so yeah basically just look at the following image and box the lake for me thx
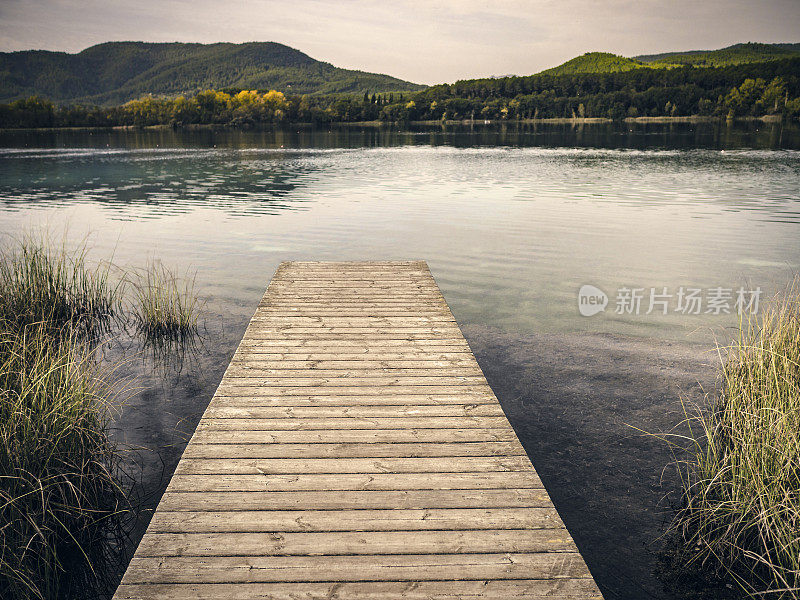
[1,121,799,599]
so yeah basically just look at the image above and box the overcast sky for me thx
[0,0,798,84]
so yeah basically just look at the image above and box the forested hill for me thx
[635,42,800,67]
[540,53,647,76]
[541,43,800,76]
[387,57,800,121]
[2,43,800,127]
[0,41,425,104]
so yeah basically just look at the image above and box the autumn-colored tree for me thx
[759,77,788,114]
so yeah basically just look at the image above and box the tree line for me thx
[1,58,798,128]
[0,89,409,128]
[399,57,800,120]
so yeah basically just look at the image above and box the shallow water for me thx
[1,121,799,599]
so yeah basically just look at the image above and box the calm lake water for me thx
[1,121,799,599]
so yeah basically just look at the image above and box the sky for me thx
[0,0,798,84]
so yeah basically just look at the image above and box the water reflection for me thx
[1,119,798,151]
[1,144,798,225]
[0,148,320,217]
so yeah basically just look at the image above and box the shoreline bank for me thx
[0,114,789,133]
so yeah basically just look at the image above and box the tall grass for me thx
[0,321,130,599]
[0,234,120,338]
[0,234,201,597]
[131,261,199,341]
[0,234,132,599]
[669,285,800,596]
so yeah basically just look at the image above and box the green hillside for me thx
[397,56,800,122]
[539,52,647,75]
[0,41,425,105]
[539,43,800,76]
[635,42,800,67]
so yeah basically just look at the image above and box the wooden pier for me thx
[113,261,602,599]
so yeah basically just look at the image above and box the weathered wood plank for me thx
[201,405,503,419]
[229,359,481,369]
[173,455,532,475]
[195,416,510,430]
[223,367,485,377]
[189,428,518,444]
[146,508,563,533]
[268,283,439,288]
[120,553,593,584]
[164,471,544,492]
[231,353,477,361]
[237,339,472,347]
[241,330,460,340]
[181,441,528,459]
[258,302,447,308]
[249,316,457,324]
[234,347,473,355]
[254,313,457,318]
[209,395,498,406]
[211,387,496,398]
[114,579,602,599]
[215,379,491,390]
[258,302,452,308]
[156,489,558,511]
[134,529,577,557]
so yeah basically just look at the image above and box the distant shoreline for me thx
[0,114,788,133]
[402,115,784,125]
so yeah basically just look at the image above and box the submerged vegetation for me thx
[1,56,799,127]
[667,286,800,597]
[0,235,200,599]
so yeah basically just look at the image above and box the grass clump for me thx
[669,285,800,596]
[0,235,120,338]
[131,262,199,341]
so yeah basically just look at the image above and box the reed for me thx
[0,234,131,598]
[0,234,120,338]
[0,234,199,597]
[669,284,800,596]
[131,261,199,341]
[0,321,130,599]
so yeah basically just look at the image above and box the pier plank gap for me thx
[113,261,603,600]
